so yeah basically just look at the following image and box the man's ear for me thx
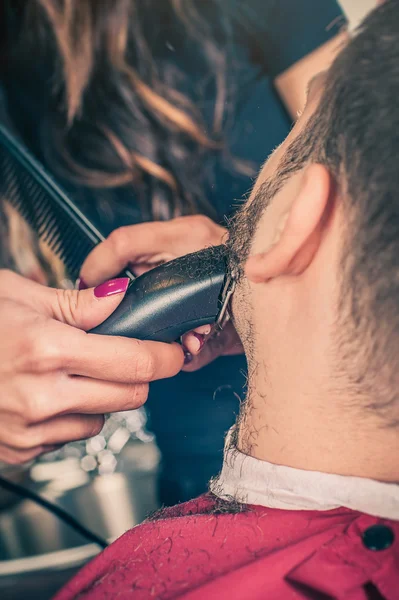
[245,164,333,283]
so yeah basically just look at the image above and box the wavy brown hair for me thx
[4,0,251,224]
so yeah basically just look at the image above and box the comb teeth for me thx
[0,150,92,279]
[0,125,135,282]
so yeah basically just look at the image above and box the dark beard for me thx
[226,125,312,281]
[226,176,282,282]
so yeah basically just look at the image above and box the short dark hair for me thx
[291,0,399,417]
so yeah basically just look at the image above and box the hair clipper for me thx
[89,245,234,342]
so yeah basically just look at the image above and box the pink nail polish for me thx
[94,278,129,298]
[78,277,88,290]
[192,332,205,351]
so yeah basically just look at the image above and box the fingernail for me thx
[192,332,205,352]
[77,277,88,290]
[184,351,193,365]
[94,277,129,298]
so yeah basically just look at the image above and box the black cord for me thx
[0,473,108,549]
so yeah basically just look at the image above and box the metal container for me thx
[0,440,160,599]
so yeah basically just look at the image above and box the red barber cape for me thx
[55,494,399,600]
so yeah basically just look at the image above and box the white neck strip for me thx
[210,429,399,520]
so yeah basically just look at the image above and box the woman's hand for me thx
[79,215,239,371]
[0,270,183,464]
[79,215,227,285]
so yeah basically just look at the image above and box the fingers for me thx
[181,325,212,355]
[183,323,243,372]
[29,414,105,446]
[80,217,227,287]
[0,414,105,455]
[15,327,183,401]
[12,322,183,417]
[57,377,149,415]
[4,275,182,381]
[0,443,61,465]
[6,372,149,422]
[80,223,177,286]
[64,335,184,382]
[0,443,47,465]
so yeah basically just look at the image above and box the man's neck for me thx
[237,371,399,483]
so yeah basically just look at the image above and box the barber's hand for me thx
[181,321,244,371]
[79,215,227,285]
[0,270,183,464]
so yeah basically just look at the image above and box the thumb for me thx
[43,277,130,331]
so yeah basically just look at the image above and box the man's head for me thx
[227,0,399,471]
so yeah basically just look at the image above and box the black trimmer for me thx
[89,245,232,341]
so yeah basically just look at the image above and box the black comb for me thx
[0,124,134,282]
